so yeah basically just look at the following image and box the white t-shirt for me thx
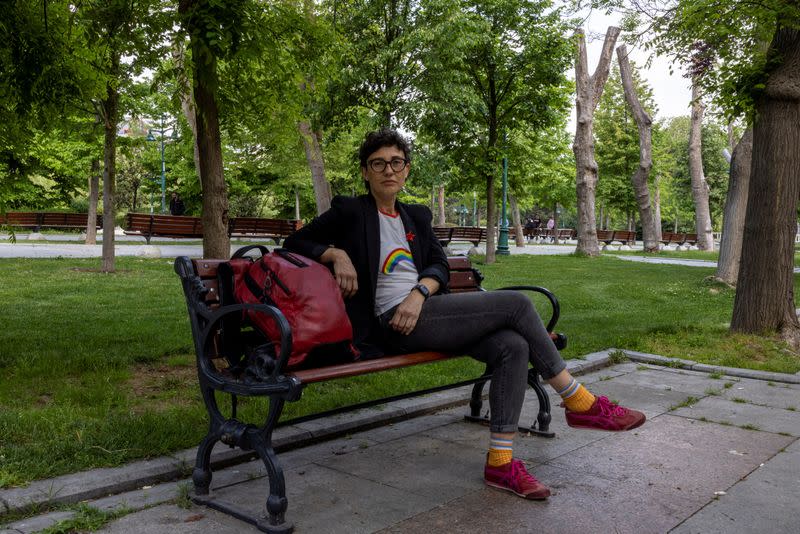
[375,210,419,316]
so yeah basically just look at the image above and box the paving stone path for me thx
[3,352,798,534]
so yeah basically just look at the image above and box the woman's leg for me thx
[380,290,566,379]
[380,290,645,432]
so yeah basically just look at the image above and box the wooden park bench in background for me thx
[596,229,636,247]
[660,232,698,247]
[175,254,566,532]
[124,213,203,244]
[227,217,303,245]
[535,228,574,243]
[123,213,302,245]
[2,211,102,231]
[434,226,487,247]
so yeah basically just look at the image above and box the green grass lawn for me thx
[1,254,798,488]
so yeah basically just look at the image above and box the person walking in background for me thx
[169,192,186,216]
[285,128,645,501]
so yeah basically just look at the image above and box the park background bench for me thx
[660,232,698,247]
[175,253,566,533]
[2,211,102,231]
[434,226,487,246]
[124,213,204,243]
[531,228,574,242]
[596,229,636,246]
[228,217,302,244]
[124,213,302,244]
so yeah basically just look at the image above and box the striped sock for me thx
[557,378,596,413]
[487,437,514,467]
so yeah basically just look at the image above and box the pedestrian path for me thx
[3,350,798,534]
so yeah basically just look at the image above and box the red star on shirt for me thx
[406,232,415,243]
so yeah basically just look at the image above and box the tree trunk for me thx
[552,203,560,245]
[716,128,753,284]
[485,174,496,263]
[298,121,331,215]
[731,27,800,346]
[295,188,301,220]
[437,184,446,226]
[86,159,100,245]
[172,37,202,187]
[617,45,658,252]
[99,60,120,273]
[573,26,620,256]
[689,81,714,250]
[653,175,663,242]
[509,194,524,247]
[182,0,230,258]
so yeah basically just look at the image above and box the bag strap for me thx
[232,244,270,259]
[274,248,308,267]
[243,271,277,305]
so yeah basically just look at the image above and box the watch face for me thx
[415,284,429,298]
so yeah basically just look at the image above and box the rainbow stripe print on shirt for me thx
[382,248,414,274]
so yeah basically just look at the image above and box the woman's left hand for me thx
[389,291,425,335]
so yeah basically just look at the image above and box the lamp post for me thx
[472,192,477,226]
[146,114,178,214]
[496,133,510,255]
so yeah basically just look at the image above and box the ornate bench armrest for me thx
[198,303,302,399]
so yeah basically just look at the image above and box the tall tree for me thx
[715,127,752,284]
[687,47,714,250]
[330,0,423,128]
[616,45,658,251]
[416,0,572,263]
[178,0,237,258]
[646,0,800,345]
[82,0,166,271]
[573,26,621,256]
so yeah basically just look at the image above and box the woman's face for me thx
[361,145,410,201]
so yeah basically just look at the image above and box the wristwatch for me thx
[413,283,430,300]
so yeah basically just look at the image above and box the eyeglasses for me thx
[367,157,409,173]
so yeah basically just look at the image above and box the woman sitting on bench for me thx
[284,128,645,500]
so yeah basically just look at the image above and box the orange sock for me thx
[558,379,596,413]
[487,437,513,467]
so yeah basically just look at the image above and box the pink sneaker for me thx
[565,396,646,431]
[484,459,550,500]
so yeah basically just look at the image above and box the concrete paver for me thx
[3,361,799,534]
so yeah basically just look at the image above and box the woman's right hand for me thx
[325,248,358,298]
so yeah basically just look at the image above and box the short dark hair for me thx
[358,128,412,168]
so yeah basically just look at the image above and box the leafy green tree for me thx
[327,0,425,128]
[414,0,573,263]
[659,116,729,232]
[607,0,800,346]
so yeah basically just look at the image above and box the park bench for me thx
[175,253,567,533]
[124,213,204,243]
[597,229,636,246]
[537,228,574,243]
[2,211,102,231]
[124,213,302,245]
[434,226,487,246]
[661,232,698,246]
[228,217,303,245]
[433,226,454,246]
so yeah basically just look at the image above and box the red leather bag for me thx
[230,246,356,369]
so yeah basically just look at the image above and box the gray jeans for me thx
[376,290,566,433]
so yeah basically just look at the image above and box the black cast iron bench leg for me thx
[464,368,554,438]
[192,382,224,494]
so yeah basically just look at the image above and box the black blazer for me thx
[283,194,450,349]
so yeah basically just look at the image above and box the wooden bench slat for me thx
[292,351,456,383]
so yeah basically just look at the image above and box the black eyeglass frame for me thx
[366,157,409,173]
